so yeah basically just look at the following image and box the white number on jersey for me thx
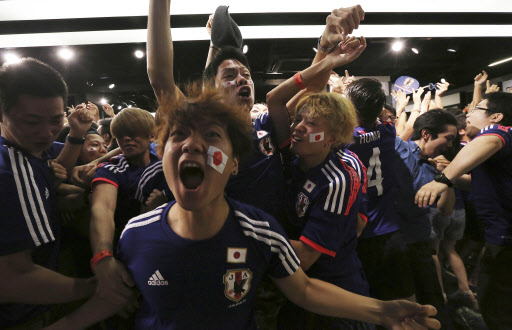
[367,147,383,196]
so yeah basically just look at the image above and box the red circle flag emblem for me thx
[315,134,321,141]
[213,151,223,166]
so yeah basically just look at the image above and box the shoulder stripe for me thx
[135,161,163,202]
[328,160,347,215]
[126,203,168,226]
[320,168,335,212]
[235,210,299,275]
[337,150,362,180]
[8,148,41,246]
[104,157,129,173]
[120,214,161,239]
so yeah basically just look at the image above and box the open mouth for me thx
[179,162,204,190]
[238,86,251,98]
[291,135,303,142]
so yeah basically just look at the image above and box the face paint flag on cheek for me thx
[222,79,254,88]
[207,145,228,174]
[87,147,98,152]
[309,132,324,143]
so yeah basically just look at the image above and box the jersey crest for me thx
[259,136,274,156]
[296,192,310,217]
[223,269,252,302]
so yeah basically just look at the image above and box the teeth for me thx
[181,161,200,169]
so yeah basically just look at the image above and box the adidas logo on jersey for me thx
[148,270,168,286]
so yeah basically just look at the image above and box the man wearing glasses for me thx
[416,92,512,329]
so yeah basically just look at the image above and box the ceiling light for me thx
[3,52,21,64]
[58,48,74,60]
[447,49,456,53]
[127,105,132,108]
[441,78,446,83]
[242,45,248,54]
[312,47,318,53]
[392,41,403,52]
[411,48,419,54]
[489,56,512,67]
[117,105,122,110]
[109,83,115,89]
[134,50,144,58]
[100,98,108,105]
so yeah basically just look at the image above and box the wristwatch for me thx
[433,172,453,187]
[317,35,336,54]
[66,135,85,145]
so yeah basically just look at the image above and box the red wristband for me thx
[293,72,307,90]
[90,249,114,271]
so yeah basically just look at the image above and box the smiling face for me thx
[0,95,64,157]
[80,134,108,164]
[290,106,334,162]
[162,119,238,211]
[466,99,495,130]
[215,59,255,110]
[421,124,458,158]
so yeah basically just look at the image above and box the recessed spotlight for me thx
[242,45,248,54]
[109,84,115,89]
[4,52,21,64]
[100,98,108,105]
[447,49,456,53]
[489,56,512,67]
[392,41,403,52]
[117,105,122,110]
[441,78,446,83]
[411,48,419,54]
[134,50,144,58]
[58,48,74,60]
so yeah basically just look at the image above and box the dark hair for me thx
[0,57,68,115]
[411,109,458,140]
[157,82,253,162]
[345,78,386,126]
[444,107,467,131]
[486,92,512,126]
[98,117,112,137]
[383,103,396,117]
[203,47,251,81]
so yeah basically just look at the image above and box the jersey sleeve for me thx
[475,125,512,156]
[92,163,120,189]
[300,179,360,257]
[265,215,301,278]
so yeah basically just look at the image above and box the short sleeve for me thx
[265,216,300,279]
[92,163,120,189]
[475,125,512,157]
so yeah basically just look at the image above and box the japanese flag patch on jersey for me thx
[207,146,228,174]
[303,180,316,193]
[227,247,247,263]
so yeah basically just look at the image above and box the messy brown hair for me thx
[156,82,253,161]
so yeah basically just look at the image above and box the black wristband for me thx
[66,135,85,145]
[434,172,453,187]
[317,35,336,54]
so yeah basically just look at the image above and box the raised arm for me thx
[267,38,366,146]
[434,81,449,109]
[415,134,503,207]
[399,87,425,141]
[147,0,184,104]
[472,70,488,106]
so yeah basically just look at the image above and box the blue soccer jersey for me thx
[92,153,160,240]
[117,198,299,329]
[394,137,438,243]
[283,150,369,296]
[471,125,512,246]
[226,113,286,221]
[348,122,401,238]
[0,137,63,327]
[134,160,174,205]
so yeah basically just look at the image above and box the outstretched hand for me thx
[436,82,449,96]
[474,70,488,86]
[485,81,500,94]
[380,300,441,330]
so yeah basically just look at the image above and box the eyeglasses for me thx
[474,106,489,111]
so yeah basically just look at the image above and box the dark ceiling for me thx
[2,12,512,112]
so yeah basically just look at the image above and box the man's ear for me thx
[492,113,504,124]
[149,134,156,143]
[421,129,431,140]
[231,156,239,175]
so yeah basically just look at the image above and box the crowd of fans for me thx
[1,2,511,329]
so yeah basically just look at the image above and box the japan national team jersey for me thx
[92,153,160,241]
[283,150,369,295]
[117,198,299,329]
[134,160,174,205]
[348,122,401,238]
[472,125,512,245]
[226,113,285,221]
[0,137,63,327]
